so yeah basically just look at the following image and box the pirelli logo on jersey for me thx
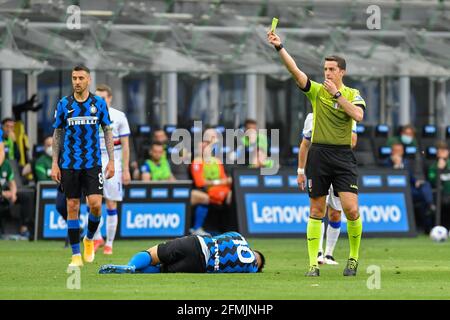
[67,116,98,126]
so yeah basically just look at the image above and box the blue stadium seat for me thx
[373,124,392,164]
[446,126,450,144]
[422,124,437,138]
[355,151,377,167]
[378,145,392,160]
[353,124,376,167]
[164,124,177,135]
[375,124,390,137]
[404,145,418,159]
[133,125,153,165]
[33,144,45,159]
[426,146,437,159]
[354,124,374,152]
[137,125,152,135]
[418,124,439,175]
[418,124,438,150]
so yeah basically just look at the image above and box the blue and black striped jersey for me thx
[200,232,259,273]
[53,93,111,169]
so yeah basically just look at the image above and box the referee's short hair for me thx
[72,64,90,74]
[96,84,113,97]
[325,55,346,70]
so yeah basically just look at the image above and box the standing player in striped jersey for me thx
[98,231,265,274]
[51,65,115,267]
[299,113,358,265]
[268,32,366,277]
[91,84,131,255]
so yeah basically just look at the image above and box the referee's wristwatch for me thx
[333,91,342,99]
[275,43,284,51]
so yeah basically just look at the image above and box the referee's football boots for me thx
[343,258,358,276]
[305,265,320,277]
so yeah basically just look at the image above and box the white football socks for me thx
[318,221,325,254]
[325,224,341,257]
[106,214,118,247]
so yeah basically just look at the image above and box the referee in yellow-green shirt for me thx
[268,31,366,277]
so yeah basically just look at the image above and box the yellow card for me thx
[271,17,278,32]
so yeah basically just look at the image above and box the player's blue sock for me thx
[193,205,208,229]
[107,209,118,216]
[128,251,152,270]
[67,219,80,255]
[86,213,101,240]
[140,264,161,274]
[329,221,341,229]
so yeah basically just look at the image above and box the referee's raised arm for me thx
[267,31,308,90]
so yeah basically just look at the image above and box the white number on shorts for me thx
[98,173,104,185]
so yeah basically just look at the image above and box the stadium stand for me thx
[446,126,450,145]
[373,124,392,165]
[354,124,376,167]
[420,125,439,174]
[134,125,153,165]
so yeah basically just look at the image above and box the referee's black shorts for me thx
[157,235,206,273]
[305,143,359,198]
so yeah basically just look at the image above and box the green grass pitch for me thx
[1,236,449,299]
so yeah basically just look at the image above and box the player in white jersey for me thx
[91,84,131,255]
[298,113,357,264]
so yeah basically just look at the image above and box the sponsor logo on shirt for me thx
[67,116,98,126]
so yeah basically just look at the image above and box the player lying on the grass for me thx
[99,231,265,274]
[299,113,358,265]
